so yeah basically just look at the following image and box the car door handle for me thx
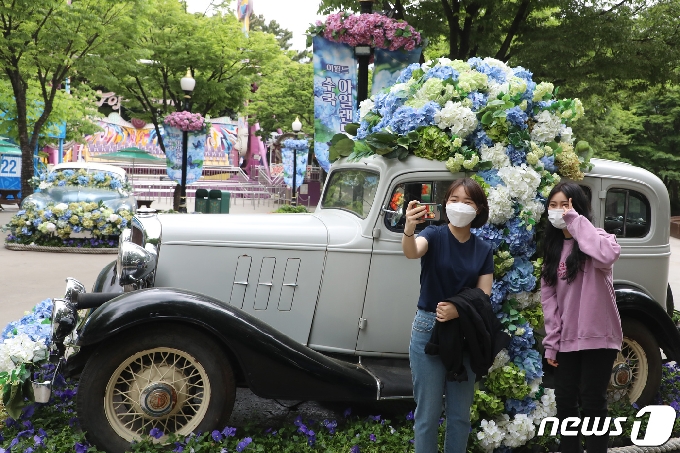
[234,281,248,286]
[258,282,273,286]
[282,283,298,288]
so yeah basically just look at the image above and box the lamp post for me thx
[291,117,302,206]
[178,69,196,213]
[356,0,374,105]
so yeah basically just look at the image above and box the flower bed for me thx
[29,169,132,193]
[4,201,133,248]
[306,12,422,51]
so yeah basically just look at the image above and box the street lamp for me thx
[178,69,196,213]
[291,117,302,206]
[357,0,374,105]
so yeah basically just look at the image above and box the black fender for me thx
[72,287,377,402]
[91,260,123,294]
[616,286,680,362]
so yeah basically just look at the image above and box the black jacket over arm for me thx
[424,287,511,382]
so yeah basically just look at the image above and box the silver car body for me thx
[145,156,671,359]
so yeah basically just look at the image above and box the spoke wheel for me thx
[105,347,211,441]
[607,318,661,406]
[78,324,235,453]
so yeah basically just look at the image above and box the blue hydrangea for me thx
[17,210,26,216]
[468,58,507,84]
[77,175,90,185]
[423,66,459,82]
[512,67,533,81]
[356,120,370,140]
[470,127,493,149]
[120,219,128,228]
[503,257,536,294]
[540,155,557,172]
[387,102,439,135]
[110,180,122,190]
[512,348,543,381]
[62,170,75,177]
[505,397,537,416]
[396,63,421,84]
[477,169,504,187]
[505,145,526,166]
[21,227,31,235]
[507,321,536,357]
[47,173,57,183]
[32,219,42,227]
[505,217,535,258]
[467,92,488,110]
[73,226,82,233]
[472,223,505,251]
[93,172,106,182]
[57,180,66,186]
[490,279,508,313]
[537,100,555,110]
[506,107,528,130]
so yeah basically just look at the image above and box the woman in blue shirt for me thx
[402,178,494,453]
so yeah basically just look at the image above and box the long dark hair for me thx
[541,182,593,286]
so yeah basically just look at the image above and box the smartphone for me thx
[404,183,441,222]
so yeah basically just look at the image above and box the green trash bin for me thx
[194,189,209,213]
[208,190,230,214]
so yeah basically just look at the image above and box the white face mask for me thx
[446,202,477,227]
[548,209,567,229]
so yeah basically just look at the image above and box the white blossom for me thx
[488,349,511,373]
[498,164,542,204]
[530,110,562,143]
[528,378,542,397]
[54,203,69,211]
[480,143,510,169]
[513,291,541,310]
[45,222,56,233]
[487,185,515,225]
[487,81,509,101]
[434,101,478,138]
[530,388,557,424]
[107,214,120,223]
[359,99,375,120]
[477,419,505,452]
[559,125,574,144]
[39,182,51,190]
[0,334,46,373]
[503,414,536,447]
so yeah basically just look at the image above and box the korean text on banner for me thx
[371,47,423,96]
[163,125,206,185]
[313,35,358,172]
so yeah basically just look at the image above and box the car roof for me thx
[52,162,127,178]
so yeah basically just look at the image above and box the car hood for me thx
[157,213,329,249]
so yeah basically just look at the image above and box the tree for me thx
[250,14,293,50]
[246,55,313,139]
[89,0,281,153]
[0,0,141,197]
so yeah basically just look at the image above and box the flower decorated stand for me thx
[281,139,309,190]
[330,56,594,451]
[162,112,209,185]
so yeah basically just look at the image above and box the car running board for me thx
[358,357,413,400]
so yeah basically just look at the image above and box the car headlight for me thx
[117,228,158,286]
[51,298,77,344]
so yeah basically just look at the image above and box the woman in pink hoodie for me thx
[540,182,622,453]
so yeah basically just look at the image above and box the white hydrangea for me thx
[477,419,505,452]
[530,110,562,143]
[487,81,509,101]
[434,101,478,137]
[503,414,536,448]
[520,199,546,226]
[0,334,46,373]
[488,348,510,373]
[45,222,56,233]
[359,98,375,120]
[508,76,527,96]
[498,164,542,204]
[530,388,557,424]
[487,185,515,225]
[389,83,409,95]
[514,291,541,310]
[108,214,120,223]
[53,203,69,212]
[528,378,542,397]
[560,125,574,144]
[532,82,554,102]
[483,57,514,80]
[480,143,510,169]
[39,182,51,190]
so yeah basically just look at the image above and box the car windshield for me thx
[321,169,380,219]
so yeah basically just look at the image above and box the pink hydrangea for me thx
[315,12,421,52]
[163,111,206,132]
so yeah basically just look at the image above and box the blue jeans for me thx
[410,309,475,453]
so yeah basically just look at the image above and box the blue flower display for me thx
[505,217,536,258]
[505,144,526,166]
[423,65,459,82]
[505,107,528,131]
[387,102,439,135]
[507,322,536,357]
[471,223,505,251]
[505,397,537,416]
[512,348,543,381]
[503,257,536,294]
[490,280,508,313]
[540,155,557,172]
[470,127,493,149]
[468,92,488,110]
[396,63,421,84]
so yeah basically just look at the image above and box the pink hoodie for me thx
[541,209,623,361]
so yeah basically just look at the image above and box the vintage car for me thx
[22,162,136,212]
[48,156,679,453]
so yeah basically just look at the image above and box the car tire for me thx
[609,318,662,406]
[77,323,235,453]
[667,283,674,318]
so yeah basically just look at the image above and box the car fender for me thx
[20,193,51,210]
[616,286,680,362]
[74,287,377,401]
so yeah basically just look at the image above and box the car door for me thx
[356,172,458,355]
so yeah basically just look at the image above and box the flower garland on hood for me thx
[306,12,422,51]
[330,56,595,451]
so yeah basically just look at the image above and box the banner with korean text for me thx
[371,47,423,96]
[313,35,357,172]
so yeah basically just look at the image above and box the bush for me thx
[273,205,308,213]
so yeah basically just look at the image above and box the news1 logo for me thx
[538,405,677,446]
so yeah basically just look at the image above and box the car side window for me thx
[384,181,453,232]
[604,189,651,238]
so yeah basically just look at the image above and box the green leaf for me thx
[332,137,356,157]
[330,133,348,146]
[508,324,517,331]
[344,123,360,137]
[481,111,494,125]
[477,160,494,170]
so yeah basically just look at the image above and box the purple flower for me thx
[322,419,337,434]
[368,414,381,422]
[5,418,17,428]
[149,428,163,439]
[24,448,33,453]
[235,437,252,452]
[173,442,184,453]
[33,435,43,446]
[75,442,88,453]
[350,446,360,453]
[9,438,19,449]
[369,433,377,442]
[222,426,237,437]
[211,430,223,442]
[343,408,352,418]
[439,417,444,426]
[307,430,316,446]
[21,405,35,420]
[406,411,414,421]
